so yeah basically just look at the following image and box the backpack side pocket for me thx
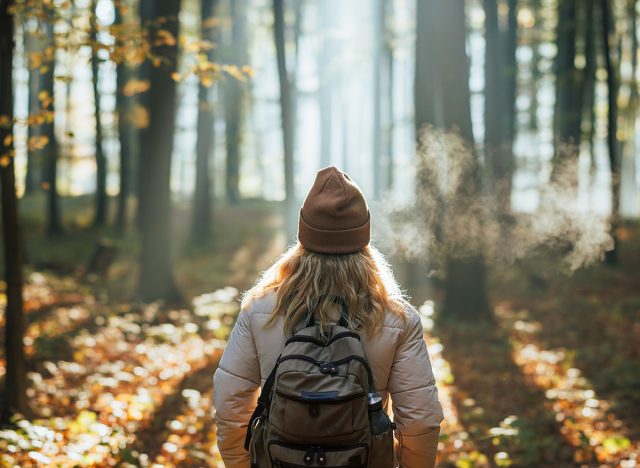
[368,423,395,468]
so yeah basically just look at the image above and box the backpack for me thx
[244,296,399,468]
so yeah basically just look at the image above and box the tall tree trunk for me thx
[191,0,220,242]
[91,0,107,226]
[601,0,620,265]
[318,0,333,168]
[485,0,517,217]
[135,0,154,229]
[552,0,581,184]
[372,0,384,198]
[529,0,541,131]
[24,24,41,195]
[274,0,296,243]
[41,16,62,236]
[137,0,182,302]
[415,0,491,321]
[0,0,28,422]
[384,0,394,191]
[505,0,517,144]
[582,0,598,176]
[484,0,508,212]
[115,1,134,232]
[223,0,246,204]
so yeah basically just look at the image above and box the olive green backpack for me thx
[244,297,399,468]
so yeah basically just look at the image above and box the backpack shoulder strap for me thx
[244,353,280,451]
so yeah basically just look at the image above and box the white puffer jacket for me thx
[212,291,444,467]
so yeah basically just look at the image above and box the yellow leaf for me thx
[123,79,150,97]
[0,156,10,167]
[3,134,12,146]
[156,29,176,47]
[171,72,181,82]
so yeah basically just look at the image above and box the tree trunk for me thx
[135,0,155,229]
[552,0,580,184]
[224,0,246,204]
[274,0,296,243]
[0,0,28,422]
[24,24,41,195]
[601,0,620,265]
[41,16,62,237]
[91,0,107,227]
[529,0,541,131]
[372,0,384,198]
[415,0,491,321]
[582,0,598,176]
[191,0,220,242]
[384,0,394,191]
[137,0,182,302]
[505,0,517,144]
[318,0,333,169]
[115,3,134,233]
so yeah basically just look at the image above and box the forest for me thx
[0,0,639,466]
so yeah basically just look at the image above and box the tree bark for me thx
[318,0,333,169]
[137,0,182,302]
[274,0,296,243]
[191,0,220,242]
[91,0,107,227]
[41,15,62,237]
[601,0,620,265]
[115,2,135,233]
[0,0,28,422]
[135,0,155,229]
[552,0,581,184]
[24,24,41,195]
[384,0,394,191]
[372,0,384,198]
[415,0,491,321]
[223,0,246,204]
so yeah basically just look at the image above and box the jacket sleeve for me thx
[388,307,444,468]
[213,308,261,468]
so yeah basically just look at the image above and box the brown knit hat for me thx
[297,166,370,254]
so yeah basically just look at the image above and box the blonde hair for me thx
[241,242,409,336]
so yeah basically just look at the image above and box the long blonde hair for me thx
[241,242,409,336]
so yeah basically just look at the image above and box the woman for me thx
[213,166,444,467]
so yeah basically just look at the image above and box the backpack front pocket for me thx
[274,389,368,442]
[269,441,368,468]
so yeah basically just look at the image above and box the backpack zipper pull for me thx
[303,447,314,465]
[316,446,327,465]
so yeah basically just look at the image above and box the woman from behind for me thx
[213,166,444,467]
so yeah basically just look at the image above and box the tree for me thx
[137,0,182,302]
[318,0,333,169]
[114,1,136,232]
[484,0,517,217]
[601,0,620,264]
[273,0,296,243]
[223,0,247,203]
[91,0,107,227]
[1,0,28,422]
[191,0,220,242]
[552,0,581,184]
[415,0,491,320]
[24,21,43,195]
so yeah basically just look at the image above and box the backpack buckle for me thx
[319,362,338,375]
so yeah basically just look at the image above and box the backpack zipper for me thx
[277,354,374,386]
[275,389,365,403]
[285,331,361,347]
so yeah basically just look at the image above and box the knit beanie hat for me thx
[297,166,370,254]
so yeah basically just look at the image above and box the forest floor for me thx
[0,197,639,467]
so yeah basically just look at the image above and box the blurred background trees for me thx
[1,0,640,465]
